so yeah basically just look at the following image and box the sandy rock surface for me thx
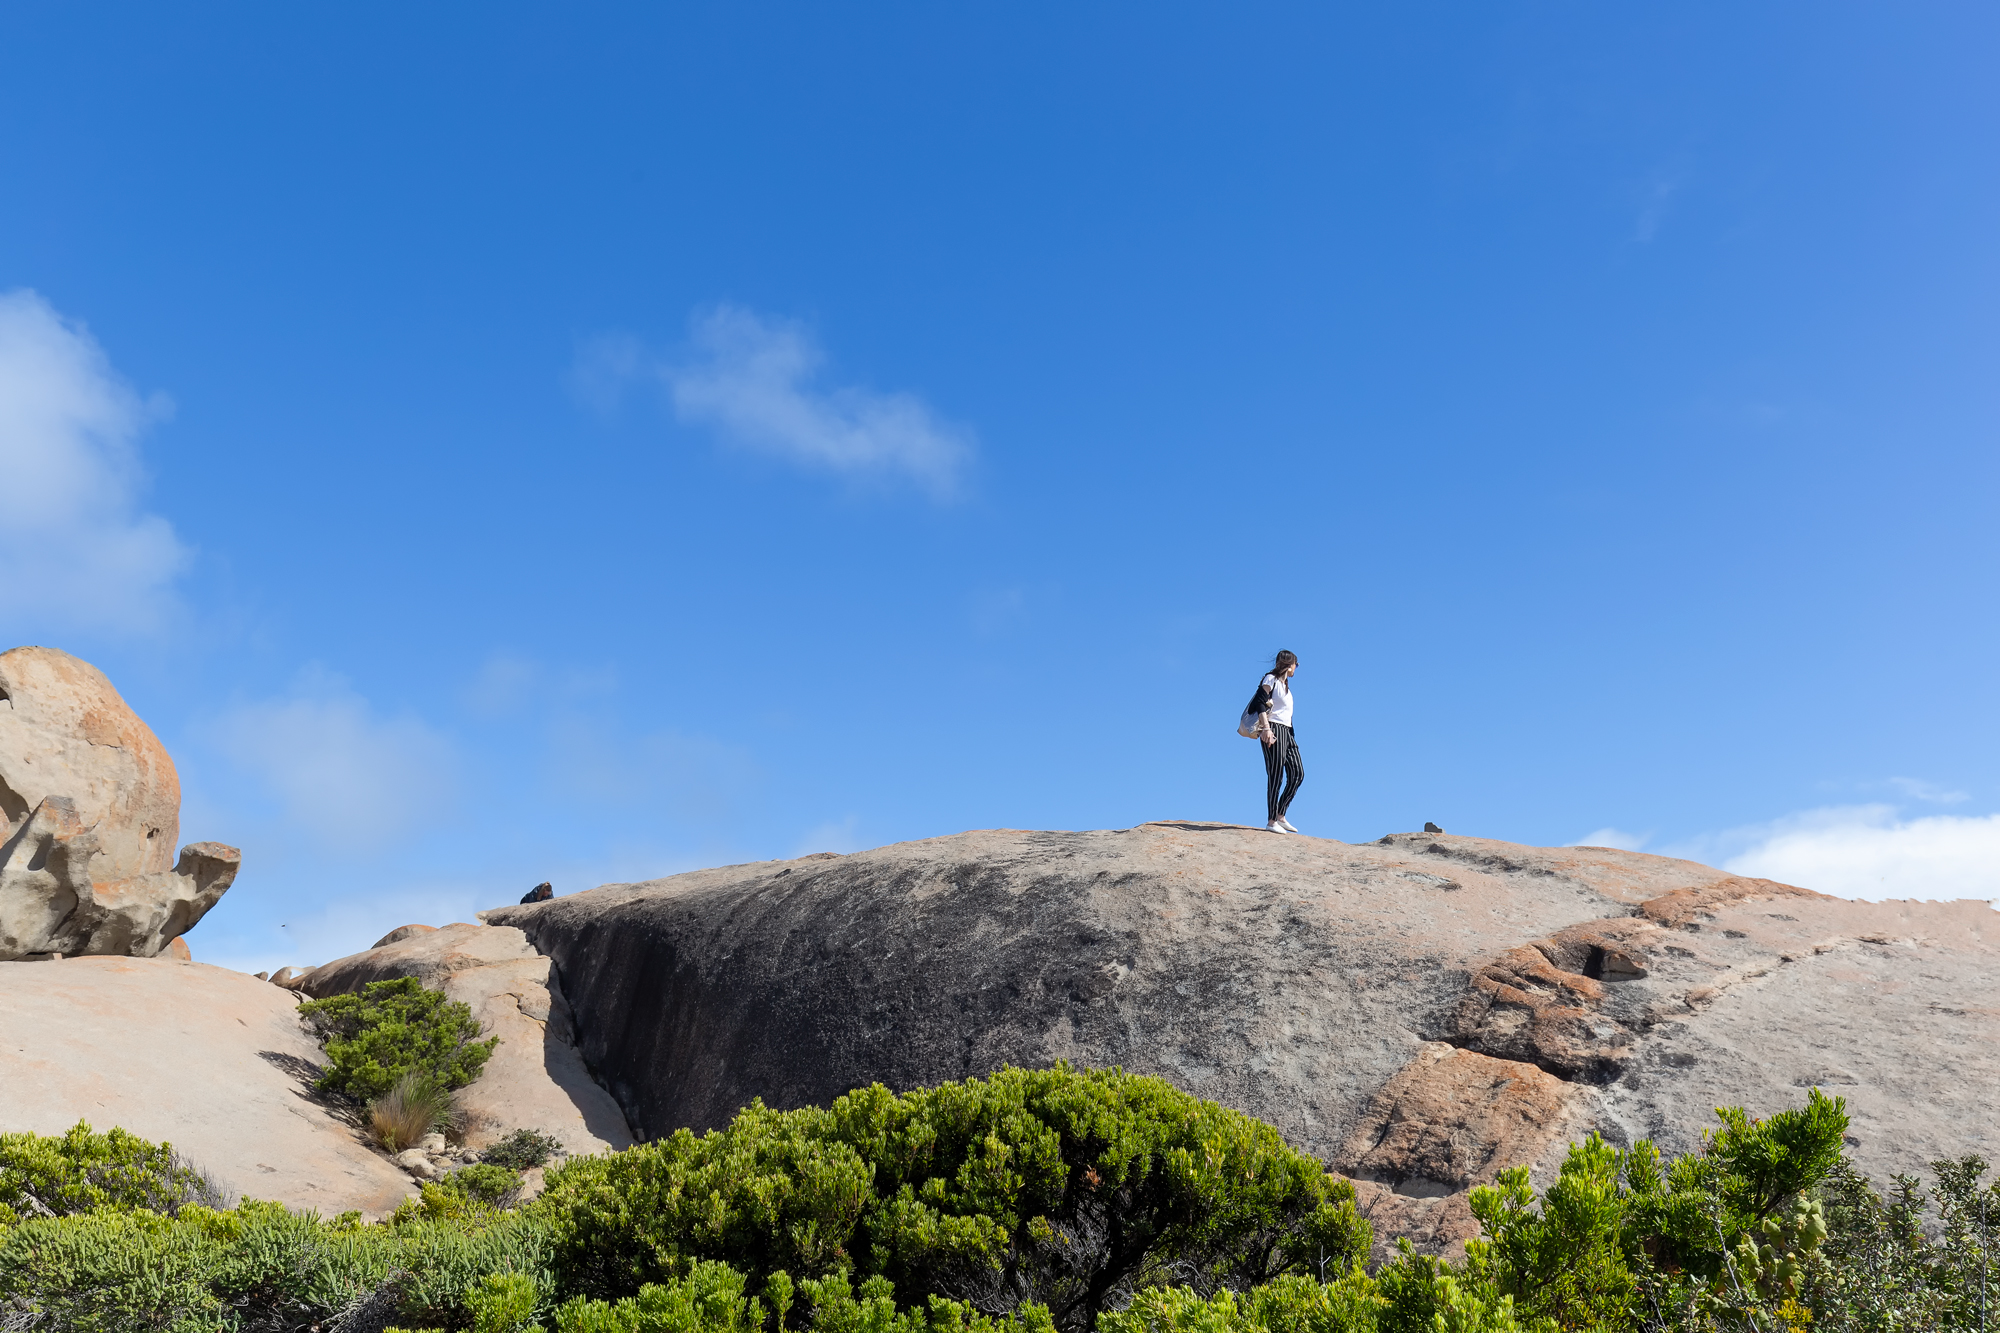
[487,822,1999,1255]
[0,955,414,1217]
[0,646,239,960]
[298,922,634,1156]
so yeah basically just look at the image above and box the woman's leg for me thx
[1263,728,1288,822]
[1277,731,1304,818]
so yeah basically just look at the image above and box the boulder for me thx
[0,955,415,1217]
[393,1148,441,1180]
[485,822,2000,1256]
[297,922,634,1156]
[0,646,239,960]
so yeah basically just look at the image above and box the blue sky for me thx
[2,3,1995,972]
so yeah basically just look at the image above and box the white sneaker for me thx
[1267,820,1289,833]
[1278,817,1299,833]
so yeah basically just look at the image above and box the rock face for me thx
[298,922,634,1157]
[486,822,2000,1255]
[0,646,239,960]
[0,955,415,1217]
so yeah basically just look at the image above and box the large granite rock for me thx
[0,646,239,960]
[485,823,1999,1255]
[0,955,415,1217]
[297,922,634,1156]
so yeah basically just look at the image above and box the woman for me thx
[1247,651,1303,833]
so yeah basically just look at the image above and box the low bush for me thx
[1802,1153,2000,1332]
[532,1064,1374,1331]
[1,1077,1991,1332]
[454,1165,530,1209]
[547,1260,1057,1333]
[388,1166,530,1229]
[486,1129,569,1172]
[299,975,499,1100]
[0,1121,229,1227]
[0,1195,552,1332]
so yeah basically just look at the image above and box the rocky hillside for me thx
[12,639,1986,1244]
[485,822,1999,1253]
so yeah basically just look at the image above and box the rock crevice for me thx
[297,922,635,1157]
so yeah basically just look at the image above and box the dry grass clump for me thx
[367,1069,452,1152]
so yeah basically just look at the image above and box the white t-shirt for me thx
[1261,673,1294,728]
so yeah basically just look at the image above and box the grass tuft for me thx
[369,1070,453,1152]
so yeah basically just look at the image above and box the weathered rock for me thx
[393,1148,440,1180]
[0,646,239,960]
[1337,1043,1582,1197]
[486,822,1999,1255]
[168,936,192,961]
[0,955,415,1217]
[372,923,438,949]
[298,922,633,1156]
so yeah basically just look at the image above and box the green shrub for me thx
[533,1064,1373,1331]
[1460,1133,1634,1332]
[1800,1154,1999,1332]
[6,1081,1987,1333]
[299,975,499,1099]
[0,1121,228,1228]
[551,1261,1057,1333]
[385,1164,530,1232]
[466,1269,542,1332]
[552,1258,774,1333]
[1099,1271,1387,1333]
[454,1164,530,1209]
[0,1191,552,1331]
[485,1127,568,1171]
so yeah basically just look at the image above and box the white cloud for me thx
[211,669,458,854]
[1568,827,1650,852]
[0,289,190,631]
[1720,805,2000,905]
[463,652,541,718]
[581,306,975,498]
[1886,776,1968,805]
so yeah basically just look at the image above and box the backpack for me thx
[1236,676,1273,738]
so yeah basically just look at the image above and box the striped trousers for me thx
[1262,723,1304,821]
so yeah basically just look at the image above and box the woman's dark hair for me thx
[1245,651,1299,714]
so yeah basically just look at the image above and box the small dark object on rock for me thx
[520,882,553,904]
[1423,822,1444,834]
